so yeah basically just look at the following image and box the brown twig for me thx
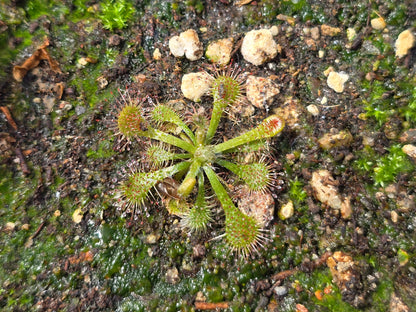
[195,301,229,310]
[25,222,46,248]
[271,268,299,282]
[230,36,243,58]
[14,146,30,175]
[0,106,18,131]
[258,251,333,294]
[30,221,45,240]
[1,106,30,175]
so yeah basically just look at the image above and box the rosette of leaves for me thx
[115,70,284,257]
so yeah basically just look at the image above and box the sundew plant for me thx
[114,69,284,257]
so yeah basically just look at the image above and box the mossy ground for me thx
[1,0,416,311]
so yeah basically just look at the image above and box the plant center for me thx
[194,145,216,164]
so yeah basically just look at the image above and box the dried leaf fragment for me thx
[68,250,94,264]
[276,14,296,26]
[234,0,253,6]
[0,106,18,131]
[13,38,61,82]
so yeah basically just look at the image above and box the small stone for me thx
[327,71,349,93]
[307,104,320,116]
[245,75,279,109]
[385,184,398,198]
[371,17,386,30]
[326,251,365,308]
[84,274,91,283]
[21,224,30,230]
[181,72,212,102]
[195,291,206,302]
[269,25,279,36]
[230,101,255,118]
[305,38,317,50]
[59,101,72,112]
[362,40,381,55]
[341,196,352,219]
[108,34,122,46]
[153,48,162,60]
[279,200,294,220]
[169,29,203,61]
[72,208,83,224]
[362,132,375,146]
[276,14,295,26]
[310,170,343,210]
[96,76,108,90]
[43,95,56,113]
[402,144,416,160]
[310,27,320,40]
[395,29,415,58]
[5,222,15,232]
[391,210,399,223]
[399,129,416,143]
[147,247,154,257]
[77,57,89,66]
[205,38,233,65]
[169,36,183,57]
[166,267,180,284]
[318,129,353,150]
[134,74,147,83]
[318,50,325,58]
[145,233,160,244]
[294,304,308,312]
[347,28,357,41]
[192,244,206,258]
[75,105,86,115]
[273,97,303,131]
[320,24,341,37]
[389,292,410,312]
[397,195,415,213]
[273,285,288,296]
[241,29,278,65]
[181,259,193,272]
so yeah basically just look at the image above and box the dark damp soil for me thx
[1,0,416,311]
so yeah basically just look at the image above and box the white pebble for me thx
[153,48,162,60]
[205,38,234,65]
[347,28,357,41]
[279,200,294,220]
[307,104,320,116]
[371,17,386,30]
[402,144,416,160]
[395,29,415,58]
[169,29,203,61]
[241,29,278,65]
[181,72,212,102]
[327,71,349,93]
